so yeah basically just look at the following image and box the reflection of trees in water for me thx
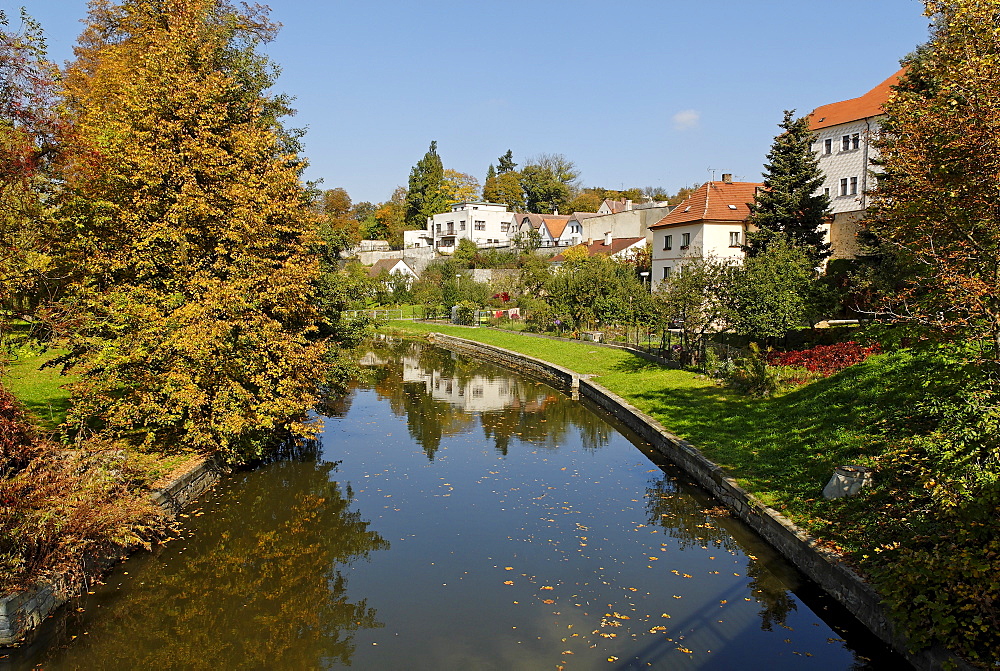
[362,341,609,458]
[41,455,388,671]
[480,396,609,455]
[645,475,797,630]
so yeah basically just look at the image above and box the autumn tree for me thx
[745,110,831,266]
[0,9,65,329]
[441,169,480,205]
[868,1,1000,357]
[404,140,446,228]
[521,154,579,214]
[58,0,328,461]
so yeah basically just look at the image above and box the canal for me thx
[4,341,906,670]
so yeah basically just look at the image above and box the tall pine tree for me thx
[404,140,446,228]
[745,110,831,265]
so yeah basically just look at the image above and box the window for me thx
[435,223,441,232]
[500,223,509,232]
[842,135,851,151]
[663,266,672,279]
[852,133,860,150]
[840,178,849,196]
[460,222,466,230]
[850,176,858,195]
[824,138,832,155]
[474,221,486,231]
[824,187,830,198]
[727,204,738,210]
[663,234,672,251]
[680,232,690,249]
[729,231,741,247]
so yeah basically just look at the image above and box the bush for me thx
[0,383,165,591]
[766,341,881,377]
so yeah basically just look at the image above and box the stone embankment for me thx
[427,332,967,671]
[0,458,223,647]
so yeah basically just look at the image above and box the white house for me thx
[416,201,518,252]
[649,177,761,289]
[367,258,417,285]
[808,69,904,260]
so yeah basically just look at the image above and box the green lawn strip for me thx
[384,320,895,555]
[4,348,76,431]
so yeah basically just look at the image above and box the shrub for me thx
[0,383,166,591]
[766,341,881,377]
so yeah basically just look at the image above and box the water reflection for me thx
[362,341,609,458]
[26,447,388,671]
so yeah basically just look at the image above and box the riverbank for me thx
[384,321,989,668]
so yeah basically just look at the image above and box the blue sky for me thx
[16,0,930,204]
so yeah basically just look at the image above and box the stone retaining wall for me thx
[0,458,223,647]
[427,333,966,671]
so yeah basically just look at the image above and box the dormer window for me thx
[727,204,737,210]
[683,206,691,212]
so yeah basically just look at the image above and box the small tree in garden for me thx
[728,239,818,340]
[653,254,736,365]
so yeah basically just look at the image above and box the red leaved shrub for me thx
[766,341,882,377]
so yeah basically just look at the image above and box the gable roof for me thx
[600,198,627,214]
[649,181,762,228]
[367,258,410,278]
[808,69,905,130]
[543,217,570,239]
[549,237,646,263]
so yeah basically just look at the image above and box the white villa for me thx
[404,201,516,251]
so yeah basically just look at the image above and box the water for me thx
[3,341,906,670]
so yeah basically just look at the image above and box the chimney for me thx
[625,199,633,211]
[553,208,559,215]
[604,231,612,246]
[722,173,733,183]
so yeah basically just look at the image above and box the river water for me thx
[4,341,906,670]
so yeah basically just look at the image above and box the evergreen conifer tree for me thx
[404,140,446,228]
[497,149,516,174]
[745,110,831,265]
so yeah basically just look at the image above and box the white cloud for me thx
[672,109,700,131]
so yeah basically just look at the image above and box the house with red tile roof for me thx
[549,235,648,266]
[648,177,761,288]
[808,69,904,259]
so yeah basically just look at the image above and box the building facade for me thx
[406,201,517,251]
[649,178,761,289]
[809,69,904,260]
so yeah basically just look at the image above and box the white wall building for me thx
[416,201,517,252]
[808,69,904,260]
[649,178,761,289]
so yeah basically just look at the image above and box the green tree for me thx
[653,255,736,364]
[728,239,817,339]
[482,170,524,211]
[484,163,496,187]
[521,153,579,214]
[58,0,327,462]
[404,140,446,228]
[745,110,832,265]
[497,149,517,174]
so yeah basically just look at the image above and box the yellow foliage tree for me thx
[57,0,327,461]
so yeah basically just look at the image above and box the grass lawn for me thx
[4,347,76,431]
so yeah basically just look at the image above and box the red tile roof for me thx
[543,217,569,239]
[649,181,761,229]
[549,237,646,262]
[808,69,905,130]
